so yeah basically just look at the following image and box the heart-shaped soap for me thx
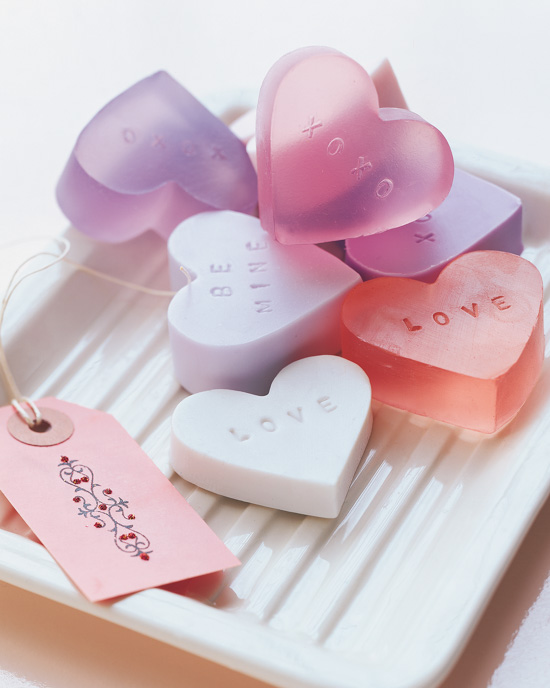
[345,169,523,282]
[256,47,454,245]
[57,72,258,243]
[171,355,373,517]
[167,211,360,394]
[341,251,544,433]
[231,56,408,163]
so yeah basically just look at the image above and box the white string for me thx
[62,258,178,296]
[0,237,71,407]
[0,235,190,426]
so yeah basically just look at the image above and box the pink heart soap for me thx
[341,251,544,433]
[345,169,523,282]
[230,57,408,149]
[167,211,360,394]
[56,72,258,243]
[256,47,454,245]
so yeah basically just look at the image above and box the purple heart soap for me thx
[345,169,523,282]
[56,72,258,243]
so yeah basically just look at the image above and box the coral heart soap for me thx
[341,251,544,433]
[256,46,454,245]
[57,72,257,243]
[171,356,373,517]
[345,169,523,282]
[168,211,360,394]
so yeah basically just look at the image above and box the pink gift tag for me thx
[0,397,239,601]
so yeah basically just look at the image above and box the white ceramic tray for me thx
[0,147,549,688]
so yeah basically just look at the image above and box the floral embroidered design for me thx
[58,456,152,560]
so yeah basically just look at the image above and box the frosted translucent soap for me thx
[345,169,523,282]
[57,72,257,243]
[256,46,454,245]
[341,251,544,433]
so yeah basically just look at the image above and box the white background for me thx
[0,0,549,243]
[0,2,550,687]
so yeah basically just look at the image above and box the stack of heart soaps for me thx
[57,46,544,517]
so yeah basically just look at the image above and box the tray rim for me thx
[0,147,550,688]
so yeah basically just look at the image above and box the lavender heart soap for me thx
[167,211,361,394]
[345,170,523,282]
[57,72,258,243]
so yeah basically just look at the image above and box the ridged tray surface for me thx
[1,150,549,688]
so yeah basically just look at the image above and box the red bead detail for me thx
[73,479,81,484]
[73,497,81,503]
[127,514,135,520]
[94,522,103,529]
[81,476,89,483]
[140,553,150,561]
[128,533,136,539]
[103,488,112,495]
[99,504,107,511]
[120,534,128,541]
[60,456,69,463]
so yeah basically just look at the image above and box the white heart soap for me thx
[171,356,373,518]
